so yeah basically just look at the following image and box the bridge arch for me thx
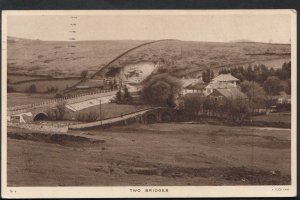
[161,111,172,122]
[33,112,49,121]
[146,113,157,124]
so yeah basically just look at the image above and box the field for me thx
[8,78,81,93]
[8,74,51,84]
[8,37,290,79]
[7,93,54,107]
[250,112,291,125]
[7,37,147,77]
[7,123,291,186]
[95,40,291,78]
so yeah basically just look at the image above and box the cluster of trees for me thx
[181,94,249,122]
[115,85,132,103]
[47,102,66,121]
[202,69,214,84]
[46,86,59,93]
[219,62,291,95]
[141,74,182,107]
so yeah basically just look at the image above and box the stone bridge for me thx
[141,107,175,123]
[7,89,117,123]
[68,107,176,130]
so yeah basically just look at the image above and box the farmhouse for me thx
[181,77,205,96]
[184,82,207,95]
[207,87,248,102]
[204,73,240,95]
[204,82,236,96]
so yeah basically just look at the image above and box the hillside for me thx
[7,37,291,79]
[7,37,148,77]
[94,40,291,79]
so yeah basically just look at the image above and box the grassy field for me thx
[8,78,81,93]
[8,74,51,84]
[95,40,291,78]
[8,37,147,77]
[7,93,54,107]
[7,123,291,186]
[8,37,290,78]
[250,112,291,124]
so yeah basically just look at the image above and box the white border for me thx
[1,10,297,198]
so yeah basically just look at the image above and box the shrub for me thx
[46,101,66,121]
[55,93,63,98]
[80,70,88,79]
[28,84,37,93]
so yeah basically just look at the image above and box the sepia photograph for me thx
[1,10,297,198]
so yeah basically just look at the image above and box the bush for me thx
[28,84,37,93]
[80,70,88,79]
[46,101,66,121]
[55,93,63,98]
[47,86,58,93]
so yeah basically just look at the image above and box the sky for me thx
[6,12,292,43]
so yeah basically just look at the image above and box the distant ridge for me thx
[231,39,290,45]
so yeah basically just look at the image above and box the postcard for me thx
[1,10,297,198]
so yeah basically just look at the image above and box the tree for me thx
[47,101,66,121]
[141,74,182,107]
[225,99,249,122]
[28,84,37,93]
[263,76,286,95]
[202,69,214,83]
[80,70,88,79]
[240,81,266,112]
[116,90,122,102]
[55,101,66,120]
[123,85,132,102]
[183,94,205,116]
[55,93,63,98]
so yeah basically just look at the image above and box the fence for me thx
[7,89,118,115]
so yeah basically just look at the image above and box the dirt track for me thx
[7,123,291,186]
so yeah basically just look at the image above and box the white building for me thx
[211,73,239,87]
[204,74,240,96]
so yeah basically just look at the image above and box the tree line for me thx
[219,62,291,95]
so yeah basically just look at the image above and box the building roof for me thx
[181,78,203,88]
[206,82,236,89]
[185,82,207,90]
[212,73,239,82]
[212,87,248,100]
